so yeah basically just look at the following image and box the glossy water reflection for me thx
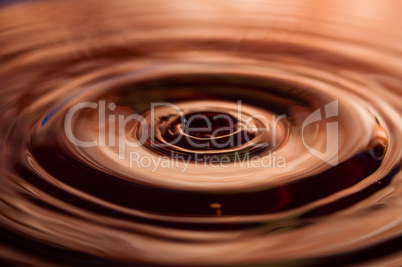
[0,0,401,266]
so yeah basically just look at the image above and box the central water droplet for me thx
[162,111,256,151]
[183,112,235,138]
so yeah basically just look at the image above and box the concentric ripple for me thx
[0,0,401,266]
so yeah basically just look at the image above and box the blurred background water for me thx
[0,1,401,266]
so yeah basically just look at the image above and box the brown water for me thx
[0,0,401,266]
